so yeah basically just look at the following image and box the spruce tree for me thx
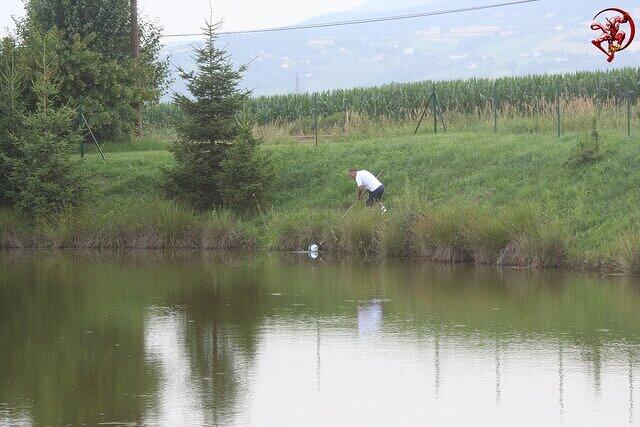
[0,38,25,205]
[165,21,249,210]
[219,114,273,213]
[7,32,86,219]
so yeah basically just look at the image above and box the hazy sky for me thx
[0,0,367,36]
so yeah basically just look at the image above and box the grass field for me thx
[3,127,640,271]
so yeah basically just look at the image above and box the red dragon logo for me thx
[591,8,636,62]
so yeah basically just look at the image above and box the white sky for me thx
[0,0,366,37]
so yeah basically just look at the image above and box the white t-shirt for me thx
[355,170,382,192]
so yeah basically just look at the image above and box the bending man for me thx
[347,168,387,213]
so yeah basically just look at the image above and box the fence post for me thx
[493,81,498,134]
[556,85,561,138]
[432,85,438,134]
[627,91,632,137]
[314,93,319,146]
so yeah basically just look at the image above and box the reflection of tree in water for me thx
[0,252,280,426]
[5,252,640,424]
[160,263,271,426]
[0,255,156,426]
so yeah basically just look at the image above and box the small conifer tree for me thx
[7,32,86,219]
[0,38,25,205]
[165,21,249,210]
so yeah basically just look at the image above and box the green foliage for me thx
[20,0,169,141]
[9,126,640,270]
[166,21,249,210]
[0,38,26,205]
[219,117,273,213]
[5,32,87,219]
[565,117,603,167]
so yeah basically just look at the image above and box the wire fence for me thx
[143,67,640,142]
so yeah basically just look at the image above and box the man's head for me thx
[347,168,358,179]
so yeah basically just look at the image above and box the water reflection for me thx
[357,300,383,335]
[144,309,207,426]
[1,252,640,425]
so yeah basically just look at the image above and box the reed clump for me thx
[336,209,384,256]
[0,209,31,248]
[613,234,640,274]
[5,198,251,250]
[267,209,340,251]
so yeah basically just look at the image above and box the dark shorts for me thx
[366,185,384,207]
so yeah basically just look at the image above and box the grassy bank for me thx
[3,129,640,272]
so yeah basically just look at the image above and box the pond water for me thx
[1,252,639,426]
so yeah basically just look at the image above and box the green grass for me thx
[4,128,640,270]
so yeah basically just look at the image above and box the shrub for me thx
[564,117,603,167]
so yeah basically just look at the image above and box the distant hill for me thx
[161,0,640,99]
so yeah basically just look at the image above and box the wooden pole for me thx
[131,0,142,136]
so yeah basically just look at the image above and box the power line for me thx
[161,0,542,38]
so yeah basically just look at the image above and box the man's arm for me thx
[357,185,367,199]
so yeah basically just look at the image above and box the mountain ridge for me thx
[161,0,640,99]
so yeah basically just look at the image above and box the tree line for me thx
[0,0,270,220]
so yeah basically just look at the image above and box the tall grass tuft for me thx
[201,211,250,249]
[613,233,640,273]
[337,209,383,255]
[33,198,248,249]
[267,209,341,251]
[409,203,473,262]
[496,210,567,268]
[0,209,31,248]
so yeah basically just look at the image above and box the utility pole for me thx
[131,0,142,136]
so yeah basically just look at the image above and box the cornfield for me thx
[245,67,640,124]
[144,67,640,129]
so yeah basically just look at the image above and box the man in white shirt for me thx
[347,169,387,212]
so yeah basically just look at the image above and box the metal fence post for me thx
[627,92,632,137]
[556,85,561,138]
[432,85,438,134]
[493,81,498,134]
[314,93,319,146]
